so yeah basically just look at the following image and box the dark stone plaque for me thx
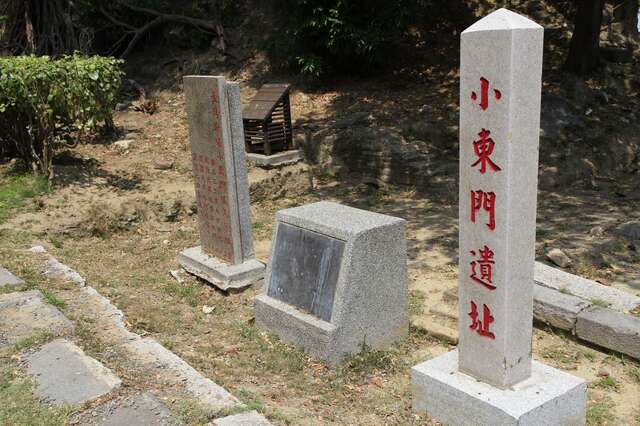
[268,223,344,322]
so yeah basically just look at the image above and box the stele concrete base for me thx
[411,350,587,426]
[246,150,302,168]
[178,246,265,291]
[255,201,408,366]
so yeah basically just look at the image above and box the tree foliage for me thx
[267,0,419,78]
[0,55,123,178]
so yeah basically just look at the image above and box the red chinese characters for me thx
[471,77,502,111]
[471,129,501,174]
[469,246,496,290]
[466,77,503,341]
[189,87,234,263]
[470,190,495,230]
[468,301,495,339]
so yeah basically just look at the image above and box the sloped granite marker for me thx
[178,76,264,290]
[255,201,408,366]
[411,9,586,425]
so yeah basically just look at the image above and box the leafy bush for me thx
[268,0,418,78]
[0,55,123,178]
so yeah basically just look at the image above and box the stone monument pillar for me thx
[411,9,587,425]
[178,76,265,290]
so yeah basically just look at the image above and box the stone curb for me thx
[575,306,640,359]
[533,263,640,359]
[534,262,640,313]
[28,255,269,421]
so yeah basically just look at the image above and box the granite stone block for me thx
[533,284,591,331]
[535,262,640,313]
[576,306,640,359]
[412,350,587,426]
[256,201,407,365]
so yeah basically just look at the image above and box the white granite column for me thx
[457,9,543,388]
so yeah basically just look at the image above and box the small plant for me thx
[586,396,616,425]
[408,290,426,316]
[340,343,396,375]
[591,298,612,308]
[42,290,65,309]
[13,332,54,351]
[49,236,63,249]
[559,287,572,295]
[590,376,620,391]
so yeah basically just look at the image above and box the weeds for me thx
[590,376,620,392]
[590,298,612,308]
[42,290,66,309]
[586,394,616,425]
[0,365,72,425]
[0,172,49,223]
[13,332,54,351]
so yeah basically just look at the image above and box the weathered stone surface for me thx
[25,339,121,405]
[0,290,73,347]
[411,350,587,426]
[533,284,591,331]
[535,261,640,312]
[246,150,303,168]
[256,201,407,366]
[42,256,86,286]
[575,307,640,359]
[213,410,272,426]
[267,223,344,321]
[178,247,264,291]
[0,266,24,287]
[94,392,180,426]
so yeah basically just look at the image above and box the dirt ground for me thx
[0,76,639,424]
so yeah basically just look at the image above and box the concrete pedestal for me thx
[411,350,587,426]
[246,150,302,167]
[178,246,265,291]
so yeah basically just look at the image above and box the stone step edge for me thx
[34,253,272,423]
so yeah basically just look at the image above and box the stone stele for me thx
[255,201,408,366]
[411,9,586,425]
[178,76,264,290]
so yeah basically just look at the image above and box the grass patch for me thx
[590,376,620,392]
[539,345,581,369]
[340,344,397,376]
[49,235,63,249]
[587,395,616,425]
[0,172,49,224]
[0,365,72,425]
[559,287,572,295]
[590,298,611,308]
[13,331,55,352]
[174,400,214,425]
[162,281,202,307]
[42,290,65,309]
[408,290,426,316]
[626,365,640,383]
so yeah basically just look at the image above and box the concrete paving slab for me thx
[0,267,25,287]
[25,339,121,405]
[0,290,73,347]
[213,410,272,425]
[89,392,181,426]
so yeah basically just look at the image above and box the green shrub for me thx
[0,55,123,178]
[268,0,418,78]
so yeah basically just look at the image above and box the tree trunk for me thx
[622,0,639,39]
[565,0,606,74]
